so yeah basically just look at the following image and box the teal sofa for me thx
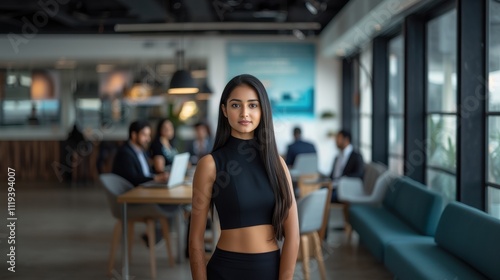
[348,177,444,262]
[385,201,500,280]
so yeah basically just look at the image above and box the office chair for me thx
[100,173,180,278]
[297,188,329,280]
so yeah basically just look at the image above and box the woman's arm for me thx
[189,155,216,280]
[278,157,300,280]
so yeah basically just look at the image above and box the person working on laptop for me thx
[112,120,169,186]
[112,120,171,247]
[150,118,179,174]
[329,129,365,202]
[285,126,316,167]
[189,74,299,280]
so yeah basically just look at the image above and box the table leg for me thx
[176,210,185,263]
[122,203,129,280]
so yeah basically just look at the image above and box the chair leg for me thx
[146,219,157,279]
[108,220,122,276]
[300,234,311,280]
[343,203,353,242]
[159,218,175,267]
[312,232,327,280]
[127,221,135,263]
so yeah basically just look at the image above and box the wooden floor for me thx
[0,181,392,280]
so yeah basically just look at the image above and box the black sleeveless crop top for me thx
[210,136,275,230]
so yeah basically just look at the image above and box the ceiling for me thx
[0,0,349,37]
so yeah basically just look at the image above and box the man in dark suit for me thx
[330,129,364,202]
[112,120,170,248]
[112,120,168,186]
[286,126,317,166]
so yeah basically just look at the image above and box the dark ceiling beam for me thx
[183,0,215,22]
[115,0,168,21]
[114,21,322,32]
[52,11,82,27]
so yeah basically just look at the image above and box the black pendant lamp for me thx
[168,50,199,94]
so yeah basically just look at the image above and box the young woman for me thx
[149,118,178,173]
[189,74,299,280]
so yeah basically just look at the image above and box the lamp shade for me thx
[168,70,199,94]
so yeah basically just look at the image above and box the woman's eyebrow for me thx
[228,98,260,102]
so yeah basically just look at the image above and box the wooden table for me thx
[117,185,192,280]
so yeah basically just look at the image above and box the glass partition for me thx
[388,35,404,174]
[426,9,457,203]
[488,0,500,218]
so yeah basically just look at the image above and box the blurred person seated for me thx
[328,129,365,202]
[149,118,179,173]
[112,120,168,186]
[188,122,213,165]
[112,120,171,248]
[285,126,317,167]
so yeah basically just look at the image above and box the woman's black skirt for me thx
[207,247,280,280]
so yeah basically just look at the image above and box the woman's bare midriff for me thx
[216,224,279,253]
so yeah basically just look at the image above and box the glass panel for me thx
[2,99,60,125]
[487,186,500,220]
[427,168,456,203]
[489,0,500,112]
[427,115,457,172]
[427,10,457,113]
[389,156,404,175]
[360,115,372,148]
[488,116,500,185]
[388,35,404,114]
[360,145,371,163]
[360,45,372,115]
[389,116,404,156]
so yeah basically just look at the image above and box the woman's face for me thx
[222,84,261,139]
[161,120,174,140]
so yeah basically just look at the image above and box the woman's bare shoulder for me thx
[194,154,216,182]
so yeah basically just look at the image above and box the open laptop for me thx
[142,152,191,188]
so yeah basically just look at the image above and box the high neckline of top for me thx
[226,135,259,150]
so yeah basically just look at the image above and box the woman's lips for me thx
[238,120,251,125]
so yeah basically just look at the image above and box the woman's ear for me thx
[221,104,227,118]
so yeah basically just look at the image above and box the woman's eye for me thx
[231,103,240,108]
[249,103,258,108]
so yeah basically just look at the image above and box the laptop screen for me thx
[167,152,190,188]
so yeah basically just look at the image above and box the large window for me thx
[426,10,457,203]
[388,35,404,175]
[488,0,500,219]
[359,45,372,162]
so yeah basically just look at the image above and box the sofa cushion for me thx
[349,205,433,262]
[384,177,443,236]
[435,202,500,280]
[385,240,488,280]
[382,177,404,210]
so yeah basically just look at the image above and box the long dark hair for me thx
[212,74,292,240]
[154,118,174,141]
